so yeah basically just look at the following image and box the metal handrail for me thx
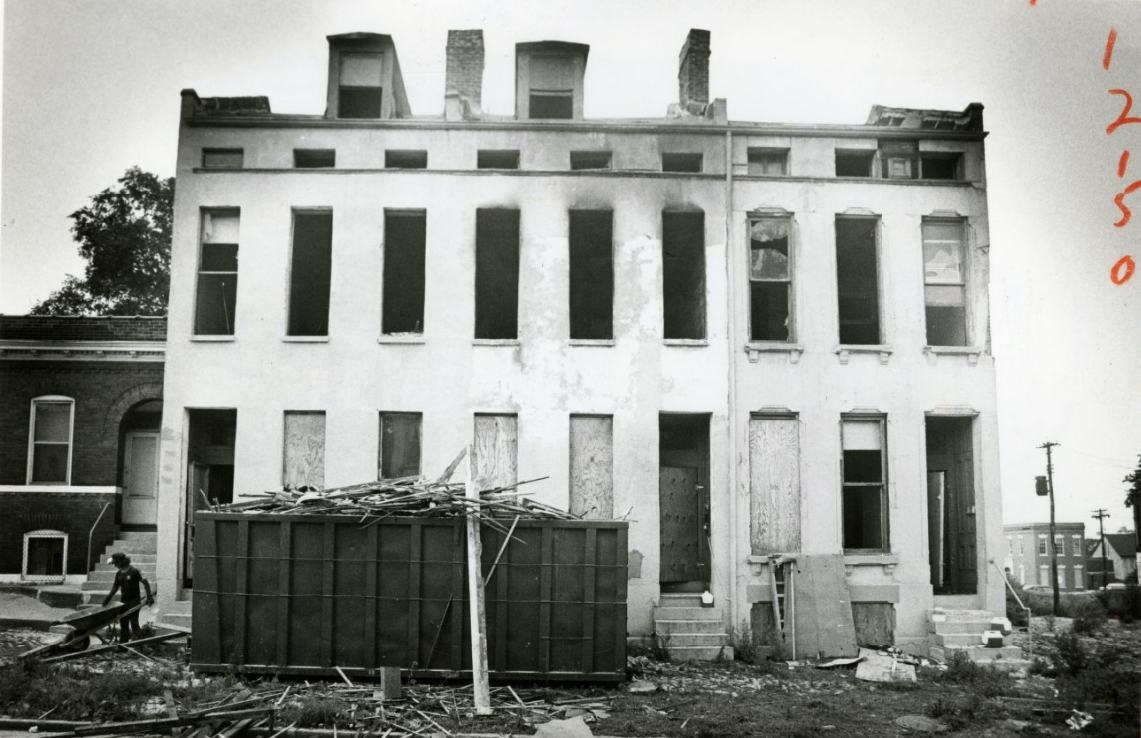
[86,502,112,577]
[991,559,1032,661]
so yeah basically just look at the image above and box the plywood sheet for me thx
[283,411,326,489]
[852,603,895,647]
[792,554,858,658]
[473,415,518,490]
[569,416,613,519]
[748,417,801,554]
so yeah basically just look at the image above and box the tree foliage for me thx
[1125,454,1141,510]
[31,167,174,316]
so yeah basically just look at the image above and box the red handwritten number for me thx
[1111,255,1135,284]
[1107,89,1141,135]
[1105,28,1118,70]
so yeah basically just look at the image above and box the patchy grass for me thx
[278,692,350,728]
[0,659,161,721]
[922,650,1012,697]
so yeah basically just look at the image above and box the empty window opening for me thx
[569,210,614,340]
[570,151,612,171]
[385,150,428,169]
[662,211,706,340]
[473,414,518,489]
[379,412,421,479]
[202,149,243,169]
[287,211,333,337]
[283,411,325,489]
[749,218,792,342]
[294,149,336,168]
[662,153,703,173]
[478,150,520,169]
[569,415,614,519]
[922,220,967,346]
[195,210,240,336]
[879,140,918,180]
[747,148,788,176]
[835,149,875,177]
[28,398,74,484]
[920,153,962,180]
[382,211,426,335]
[338,53,383,119]
[529,55,574,119]
[185,409,236,586]
[23,531,67,583]
[842,417,887,553]
[835,217,881,345]
[475,209,521,340]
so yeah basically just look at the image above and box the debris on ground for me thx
[854,648,917,683]
[534,715,595,737]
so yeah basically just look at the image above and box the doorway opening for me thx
[183,409,236,589]
[925,416,977,596]
[119,400,162,530]
[658,413,711,594]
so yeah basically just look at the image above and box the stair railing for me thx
[86,502,112,579]
[990,558,1032,661]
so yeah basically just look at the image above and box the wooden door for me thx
[123,432,159,525]
[955,448,977,591]
[927,471,946,589]
[184,462,209,581]
[659,466,701,583]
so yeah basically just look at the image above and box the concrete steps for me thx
[155,598,193,632]
[653,594,734,662]
[81,534,159,593]
[926,608,1030,672]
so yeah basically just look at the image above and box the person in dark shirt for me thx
[101,552,154,643]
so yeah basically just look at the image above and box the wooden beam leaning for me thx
[465,445,493,715]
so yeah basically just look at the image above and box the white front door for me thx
[123,432,159,525]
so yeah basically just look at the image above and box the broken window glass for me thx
[842,417,887,552]
[922,220,967,346]
[749,218,791,341]
[195,211,239,336]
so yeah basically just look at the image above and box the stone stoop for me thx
[927,608,1031,673]
[79,533,159,605]
[653,594,734,662]
[154,596,193,632]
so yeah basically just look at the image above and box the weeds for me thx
[278,693,349,728]
[924,651,1012,697]
[928,692,987,731]
[0,659,159,721]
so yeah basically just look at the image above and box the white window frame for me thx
[26,396,75,485]
[1019,537,1025,556]
[22,529,68,584]
[1057,564,1067,589]
[921,218,969,347]
[1054,533,1065,556]
[1071,534,1083,556]
[840,414,889,554]
[1037,534,1047,556]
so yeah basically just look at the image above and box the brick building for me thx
[1003,522,1087,590]
[0,316,165,583]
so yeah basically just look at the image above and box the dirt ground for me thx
[1,620,1138,737]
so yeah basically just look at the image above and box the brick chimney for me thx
[445,29,484,120]
[678,29,710,109]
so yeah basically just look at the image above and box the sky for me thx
[2,0,1139,534]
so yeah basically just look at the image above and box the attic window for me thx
[836,149,875,178]
[747,149,788,176]
[880,140,918,180]
[338,53,383,119]
[478,150,520,170]
[529,55,574,119]
[294,149,336,168]
[570,151,612,171]
[919,153,962,180]
[385,150,428,169]
[202,149,243,169]
[662,153,703,173]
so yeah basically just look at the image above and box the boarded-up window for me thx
[569,210,613,340]
[287,211,333,337]
[569,415,613,518]
[842,416,887,552]
[922,220,967,346]
[749,415,800,554]
[195,210,239,336]
[339,53,383,119]
[382,211,426,335]
[475,209,520,339]
[472,414,517,490]
[662,211,705,340]
[283,411,325,489]
[28,398,74,484]
[835,217,881,345]
[378,412,421,479]
[749,218,792,341]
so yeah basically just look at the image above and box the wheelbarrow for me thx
[19,601,145,660]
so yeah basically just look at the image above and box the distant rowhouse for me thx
[1003,522,1087,590]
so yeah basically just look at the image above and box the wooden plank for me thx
[851,603,895,647]
[792,554,858,658]
[472,415,517,490]
[275,522,291,667]
[320,522,335,668]
[283,411,326,489]
[364,524,378,669]
[465,447,492,715]
[569,416,613,518]
[749,416,801,554]
[233,521,249,665]
[581,528,597,672]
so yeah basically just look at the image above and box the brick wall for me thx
[0,492,117,575]
[446,30,484,106]
[0,316,167,342]
[0,361,165,485]
[678,29,710,106]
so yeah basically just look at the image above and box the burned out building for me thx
[155,29,1004,657]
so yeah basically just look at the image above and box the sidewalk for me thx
[0,588,159,630]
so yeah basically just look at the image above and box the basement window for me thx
[662,211,706,340]
[27,397,74,484]
[922,219,967,346]
[22,530,67,584]
[835,149,875,178]
[195,210,240,336]
[338,53,383,119]
[528,55,574,119]
[569,210,614,340]
[747,148,788,176]
[385,150,428,169]
[920,153,962,180]
[202,149,243,169]
[835,217,881,345]
[294,149,336,168]
[661,153,703,173]
[842,416,888,553]
[749,218,793,341]
[382,211,426,335]
[287,211,333,337]
[477,150,520,170]
[475,209,521,339]
[570,151,612,171]
[378,412,422,478]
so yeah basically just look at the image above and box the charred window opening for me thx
[477,150,520,170]
[382,211,426,335]
[749,218,792,342]
[880,140,918,179]
[475,209,520,340]
[202,149,243,169]
[920,154,962,180]
[842,417,888,552]
[338,53,383,119]
[661,153,703,173]
[923,220,968,346]
[835,149,875,178]
[287,211,333,337]
[294,149,336,168]
[385,150,428,169]
[662,211,705,340]
[835,217,881,345]
[569,210,614,340]
[195,210,239,336]
[529,55,574,119]
[570,151,612,171]
[378,412,421,478]
[747,149,788,176]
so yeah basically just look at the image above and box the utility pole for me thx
[1092,508,1110,588]
[1039,442,1061,614]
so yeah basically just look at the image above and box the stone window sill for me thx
[473,339,521,347]
[664,338,709,348]
[844,553,899,575]
[282,336,329,343]
[836,344,892,365]
[569,339,615,347]
[924,346,983,366]
[190,335,235,342]
[377,335,426,345]
[745,342,803,364]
